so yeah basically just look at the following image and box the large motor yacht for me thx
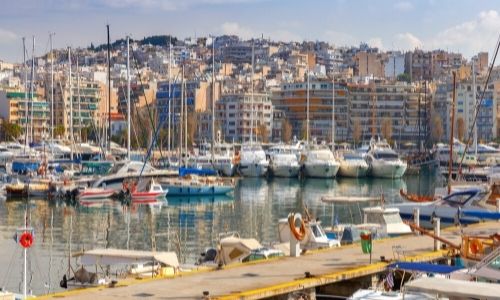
[237,143,269,177]
[301,144,340,178]
[338,151,369,178]
[365,138,407,178]
[188,143,236,176]
[267,144,300,178]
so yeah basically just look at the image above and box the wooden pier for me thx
[38,222,499,300]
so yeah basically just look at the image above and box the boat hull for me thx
[338,162,369,178]
[238,162,268,177]
[303,163,339,178]
[131,191,167,201]
[162,184,233,196]
[270,163,300,178]
[369,161,407,178]
[77,189,115,200]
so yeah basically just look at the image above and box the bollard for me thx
[433,217,441,251]
[202,291,210,300]
[413,208,420,235]
[290,235,300,257]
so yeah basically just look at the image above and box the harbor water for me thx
[0,170,439,296]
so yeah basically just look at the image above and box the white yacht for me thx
[301,144,340,178]
[338,151,369,178]
[267,144,300,178]
[92,160,176,190]
[237,144,269,177]
[188,143,236,176]
[365,138,407,178]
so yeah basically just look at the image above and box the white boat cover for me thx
[321,196,380,203]
[74,248,179,268]
[219,237,262,265]
[404,277,500,300]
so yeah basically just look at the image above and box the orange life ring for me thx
[19,232,34,248]
[469,238,483,255]
[288,213,306,241]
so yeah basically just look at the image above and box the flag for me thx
[385,272,394,289]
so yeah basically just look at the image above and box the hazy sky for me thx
[0,0,499,62]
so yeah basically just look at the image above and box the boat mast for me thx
[50,33,54,152]
[448,71,457,195]
[250,41,254,145]
[23,37,28,151]
[68,47,73,162]
[306,60,310,145]
[30,36,35,144]
[211,34,216,162]
[167,37,172,153]
[472,59,477,156]
[179,65,184,166]
[77,54,82,145]
[184,72,187,156]
[331,73,335,149]
[127,35,131,160]
[107,24,111,153]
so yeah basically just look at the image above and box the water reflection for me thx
[0,173,438,296]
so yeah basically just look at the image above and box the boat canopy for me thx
[321,196,380,204]
[73,248,179,268]
[388,262,463,274]
[219,237,262,265]
[404,277,500,299]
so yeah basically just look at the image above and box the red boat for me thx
[130,179,167,202]
[77,188,115,201]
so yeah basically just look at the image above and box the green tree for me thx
[281,119,293,143]
[397,73,411,83]
[54,125,65,138]
[1,120,22,141]
[352,119,362,146]
[257,123,269,143]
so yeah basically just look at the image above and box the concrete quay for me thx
[38,222,499,300]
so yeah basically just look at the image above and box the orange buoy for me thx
[19,231,34,248]
[469,238,483,255]
[288,213,306,241]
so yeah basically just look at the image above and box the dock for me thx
[39,222,499,300]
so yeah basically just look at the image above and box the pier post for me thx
[290,236,301,257]
[413,208,420,235]
[433,218,441,251]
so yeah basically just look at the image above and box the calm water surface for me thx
[0,171,440,295]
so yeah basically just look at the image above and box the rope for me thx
[457,34,500,170]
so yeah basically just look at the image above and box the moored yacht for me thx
[268,144,300,178]
[188,143,236,176]
[338,151,369,178]
[237,143,269,177]
[301,144,339,178]
[365,138,407,178]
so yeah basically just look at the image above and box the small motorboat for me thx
[5,178,27,197]
[131,179,167,202]
[77,187,116,201]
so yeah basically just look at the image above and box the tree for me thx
[430,115,444,143]
[257,123,269,143]
[352,119,362,146]
[457,117,465,141]
[381,117,393,143]
[186,110,198,149]
[397,73,411,83]
[281,119,293,143]
[1,120,22,141]
[300,121,308,141]
[54,125,65,139]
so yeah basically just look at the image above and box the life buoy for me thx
[288,213,306,241]
[19,232,34,248]
[469,238,483,255]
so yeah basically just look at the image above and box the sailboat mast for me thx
[306,61,310,145]
[107,24,111,153]
[331,74,335,148]
[448,71,457,195]
[50,33,54,150]
[68,47,73,162]
[127,35,131,160]
[77,55,82,144]
[23,37,28,151]
[472,59,477,156]
[184,75,188,155]
[179,66,184,165]
[211,35,216,162]
[167,38,172,152]
[30,36,35,143]
[250,42,254,144]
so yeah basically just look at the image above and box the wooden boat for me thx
[77,188,115,201]
[399,189,435,202]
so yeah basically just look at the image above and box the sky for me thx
[0,0,499,62]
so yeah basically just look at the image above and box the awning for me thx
[73,248,179,268]
[321,196,380,203]
[388,262,463,274]
[404,277,500,299]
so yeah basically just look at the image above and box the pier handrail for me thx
[403,221,461,250]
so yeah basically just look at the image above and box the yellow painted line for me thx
[214,249,447,300]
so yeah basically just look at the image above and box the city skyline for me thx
[1,0,499,62]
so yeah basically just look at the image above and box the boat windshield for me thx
[373,152,399,160]
[442,191,476,207]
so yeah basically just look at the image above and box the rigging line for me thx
[130,49,165,161]
[457,33,500,169]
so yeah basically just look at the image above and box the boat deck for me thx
[38,222,499,300]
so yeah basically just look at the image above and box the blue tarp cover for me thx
[179,167,217,177]
[388,262,463,274]
[462,210,500,220]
